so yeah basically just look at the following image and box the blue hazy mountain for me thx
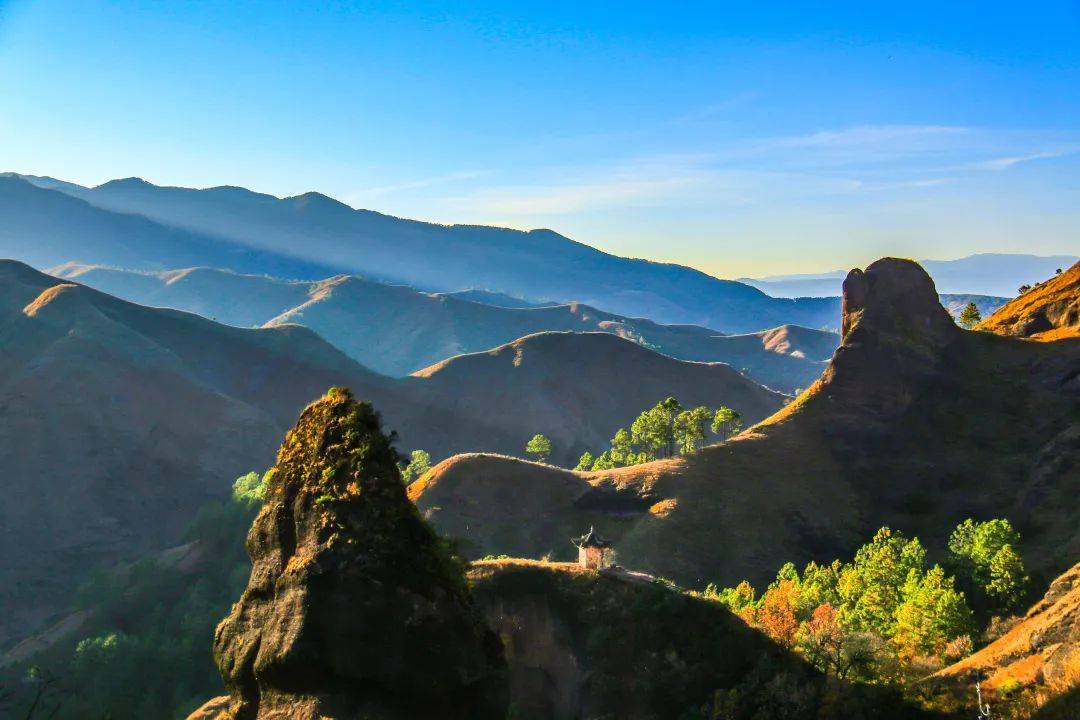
[3,173,837,333]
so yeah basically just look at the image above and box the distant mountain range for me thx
[742,253,1078,298]
[52,263,836,393]
[0,259,786,647]
[1,173,838,332]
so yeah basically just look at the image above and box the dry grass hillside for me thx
[409,331,786,464]
[934,562,1080,717]
[53,263,834,392]
[978,261,1080,340]
[413,259,1080,593]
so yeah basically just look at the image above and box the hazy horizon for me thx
[2,1,1077,276]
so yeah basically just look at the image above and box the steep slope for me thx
[53,263,833,392]
[934,561,1080,715]
[978,262,1080,340]
[413,258,1080,592]
[13,173,838,332]
[409,332,787,464]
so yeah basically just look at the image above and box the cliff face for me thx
[201,388,506,720]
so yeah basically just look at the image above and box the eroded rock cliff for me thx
[196,388,507,720]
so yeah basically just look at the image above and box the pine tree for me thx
[525,434,553,463]
[958,302,982,329]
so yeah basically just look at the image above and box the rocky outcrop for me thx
[199,388,506,720]
[824,258,960,422]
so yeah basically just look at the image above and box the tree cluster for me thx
[706,524,998,685]
[574,396,743,471]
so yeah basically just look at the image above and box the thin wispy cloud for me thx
[972,150,1069,171]
[768,124,969,149]
[437,124,1078,220]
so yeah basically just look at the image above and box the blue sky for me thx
[1,1,1077,276]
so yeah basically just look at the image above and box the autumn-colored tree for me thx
[796,604,874,681]
[757,579,800,647]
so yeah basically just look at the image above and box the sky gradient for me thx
[1,0,1077,277]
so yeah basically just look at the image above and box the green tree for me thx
[232,471,266,506]
[673,405,712,454]
[631,396,683,458]
[837,527,926,636]
[609,428,635,465]
[525,434,553,463]
[986,544,1028,609]
[711,406,743,440]
[958,302,982,329]
[705,580,757,612]
[399,449,432,484]
[574,451,595,471]
[590,450,616,471]
[948,518,1028,609]
[892,566,973,657]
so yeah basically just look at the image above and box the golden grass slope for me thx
[934,562,1080,716]
[978,261,1080,340]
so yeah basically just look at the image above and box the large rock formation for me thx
[199,388,507,720]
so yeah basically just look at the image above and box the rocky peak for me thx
[840,257,957,345]
[821,258,960,421]
[205,388,506,720]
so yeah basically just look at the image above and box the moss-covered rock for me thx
[208,388,507,720]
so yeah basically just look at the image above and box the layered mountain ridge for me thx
[0,259,784,649]
[53,262,836,392]
[2,173,837,332]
